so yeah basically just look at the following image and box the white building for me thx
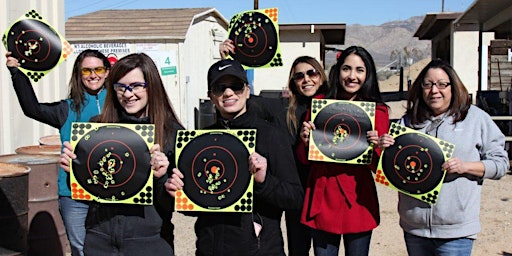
[0,3,345,155]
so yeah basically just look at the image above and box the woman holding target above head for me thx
[59,53,183,255]
[298,46,389,256]
[6,49,110,256]
[377,59,508,256]
[165,59,303,255]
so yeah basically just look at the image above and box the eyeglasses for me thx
[422,81,451,89]
[292,69,320,82]
[81,67,107,76]
[113,82,148,93]
[209,82,246,97]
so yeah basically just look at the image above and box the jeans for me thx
[312,229,372,256]
[404,231,474,256]
[59,197,89,256]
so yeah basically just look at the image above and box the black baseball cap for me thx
[207,59,248,90]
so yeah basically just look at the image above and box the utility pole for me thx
[442,0,445,12]
[254,0,258,9]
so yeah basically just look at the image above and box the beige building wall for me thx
[182,14,227,128]
[451,30,494,99]
[1,0,67,155]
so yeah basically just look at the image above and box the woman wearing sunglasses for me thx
[165,59,303,255]
[298,46,389,256]
[6,49,110,256]
[60,53,183,255]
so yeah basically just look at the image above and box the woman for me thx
[282,56,334,255]
[6,49,110,256]
[60,53,183,255]
[378,59,509,256]
[299,46,389,256]
[165,59,303,255]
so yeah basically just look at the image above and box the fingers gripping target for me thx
[228,8,282,68]
[2,10,73,82]
[70,123,155,205]
[175,130,256,212]
[308,99,376,164]
[375,122,455,204]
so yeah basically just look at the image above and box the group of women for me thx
[5,37,509,255]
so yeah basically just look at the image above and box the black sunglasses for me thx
[292,69,320,81]
[209,82,246,96]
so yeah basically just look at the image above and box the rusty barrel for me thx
[0,147,67,256]
[0,162,30,255]
[15,145,61,155]
[38,135,61,146]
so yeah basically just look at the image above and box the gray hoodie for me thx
[397,105,509,239]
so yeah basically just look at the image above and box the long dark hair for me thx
[68,49,110,117]
[330,46,384,103]
[97,53,182,147]
[406,59,470,125]
[286,56,332,135]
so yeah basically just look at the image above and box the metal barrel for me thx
[15,145,61,155]
[0,162,30,255]
[0,151,67,256]
[38,135,61,146]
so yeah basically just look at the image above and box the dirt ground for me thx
[173,173,512,256]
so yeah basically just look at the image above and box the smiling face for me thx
[338,53,366,100]
[293,62,322,97]
[422,68,452,116]
[81,56,109,93]
[115,67,148,118]
[209,75,249,120]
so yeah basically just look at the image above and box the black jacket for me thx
[193,109,304,256]
[84,111,183,255]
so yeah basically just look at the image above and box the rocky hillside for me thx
[326,16,431,69]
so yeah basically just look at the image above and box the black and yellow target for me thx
[175,130,256,212]
[375,122,455,204]
[308,99,375,164]
[69,122,154,205]
[2,9,73,82]
[228,8,282,68]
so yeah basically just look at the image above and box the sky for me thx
[65,0,474,25]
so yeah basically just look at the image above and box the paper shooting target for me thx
[308,99,375,164]
[375,122,455,204]
[69,122,155,205]
[228,8,283,68]
[175,130,256,212]
[2,10,73,82]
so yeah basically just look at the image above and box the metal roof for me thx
[454,0,512,37]
[280,23,346,45]
[414,12,462,40]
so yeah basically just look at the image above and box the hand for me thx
[150,144,169,178]
[249,152,267,183]
[377,133,395,149]
[5,52,20,68]
[59,141,76,172]
[367,130,379,145]
[219,39,235,59]
[300,121,315,145]
[165,168,184,197]
[442,157,467,174]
